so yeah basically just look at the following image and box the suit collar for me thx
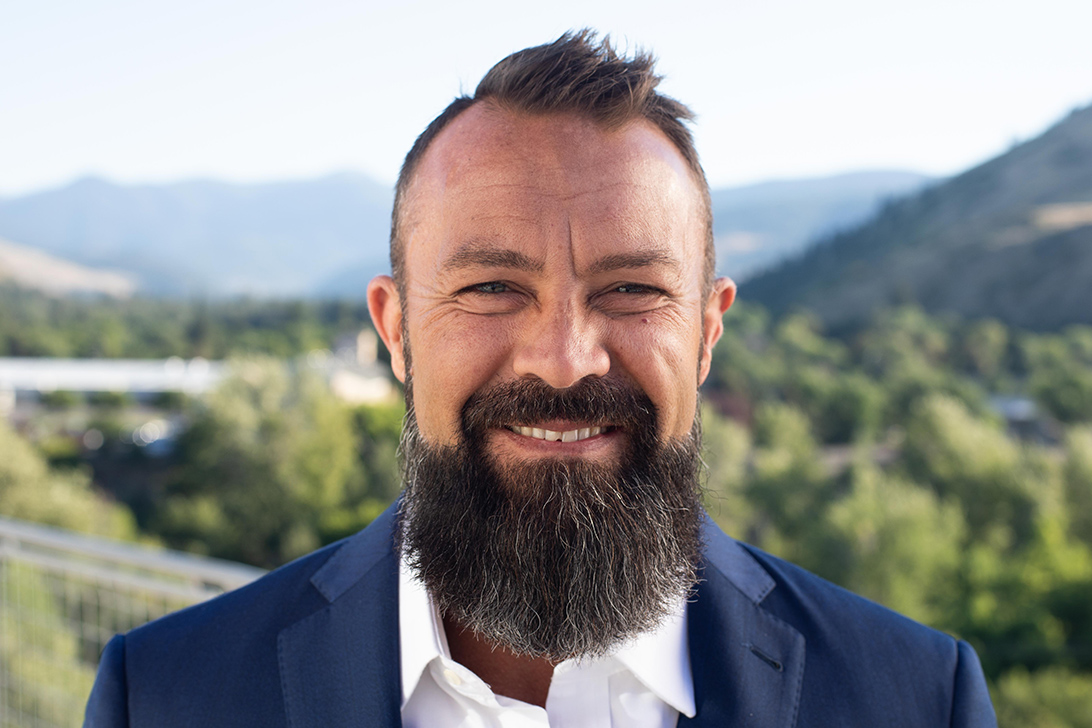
[681,516,806,728]
[276,506,804,728]
[278,502,403,728]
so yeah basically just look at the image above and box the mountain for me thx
[712,170,933,280]
[0,236,136,297]
[0,168,931,300]
[0,173,393,297]
[744,104,1092,331]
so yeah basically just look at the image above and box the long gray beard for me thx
[396,376,704,662]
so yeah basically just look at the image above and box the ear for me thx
[698,277,736,386]
[367,275,407,383]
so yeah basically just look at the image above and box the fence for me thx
[0,517,265,728]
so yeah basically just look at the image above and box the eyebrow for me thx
[441,246,545,273]
[439,245,681,276]
[587,249,681,275]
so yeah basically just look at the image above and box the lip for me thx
[489,423,622,458]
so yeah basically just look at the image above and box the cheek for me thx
[408,312,515,443]
[611,313,703,438]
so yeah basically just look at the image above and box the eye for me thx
[613,283,654,294]
[595,282,669,314]
[473,281,510,294]
[455,280,525,314]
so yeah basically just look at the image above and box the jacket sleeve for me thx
[950,640,997,728]
[83,634,130,728]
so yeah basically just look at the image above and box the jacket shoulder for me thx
[90,505,400,727]
[127,500,398,652]
[741,541,956,654]
[698,523,996,725]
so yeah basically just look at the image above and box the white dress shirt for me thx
[398,558,696,727]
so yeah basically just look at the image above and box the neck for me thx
[442,614,557,708]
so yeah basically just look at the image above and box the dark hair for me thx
[390,29,714,293]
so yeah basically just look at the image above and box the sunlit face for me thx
[369,104,734,466]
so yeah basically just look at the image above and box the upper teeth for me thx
[511,426,604,443]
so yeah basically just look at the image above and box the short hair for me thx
[390,29,714,294]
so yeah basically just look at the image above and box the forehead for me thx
[400,105,704,269]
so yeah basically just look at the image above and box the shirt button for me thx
[443,668,463,687]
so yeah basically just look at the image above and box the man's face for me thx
[372,105,734,462]
[369,104,735,658]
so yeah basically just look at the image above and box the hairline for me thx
[391,100,715,302]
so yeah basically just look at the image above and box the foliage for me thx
[1064,427,1092,548]
[821,460,964,626]
[0,420,136,539]
[702,303,1092,722]
[993,668,1092,728]
[0,285,375,360]
[153,357,398,567]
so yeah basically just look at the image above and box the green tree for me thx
[992,668,1092,728]
[701,408,754,540]
[821,459,964,626]
[157,356,364,567]
[958,319,1009,381]
[900,394,1036,545]
[0,420,136,539]
[745,403,833,559]
[1064,427,1092,548]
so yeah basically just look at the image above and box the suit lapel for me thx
[275,508,803,728]
[681,520,805,728]
[278,505,403,728]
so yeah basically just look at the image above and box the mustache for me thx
[460,376,658,435]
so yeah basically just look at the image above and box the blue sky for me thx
[3,0,1092,196]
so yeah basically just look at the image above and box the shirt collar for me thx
[398,556,695,717]
[398,556,449,705]
[609,596,696,718]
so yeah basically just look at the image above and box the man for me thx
[85,31,997,726]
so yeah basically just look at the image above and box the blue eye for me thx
[474,282,510,294]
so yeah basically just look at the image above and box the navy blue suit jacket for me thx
[84,504,997,726]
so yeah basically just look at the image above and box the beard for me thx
[396,374,705,662]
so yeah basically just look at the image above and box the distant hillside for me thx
[712,170,932,280]
[0,237,136,297]
[0,168,930,299]
[745,103,1092,331]
[0,173,393,297]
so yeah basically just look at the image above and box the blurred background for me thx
[2,1,1092,725]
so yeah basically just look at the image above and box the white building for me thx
[0,357,225,415]
[0,333,395,418]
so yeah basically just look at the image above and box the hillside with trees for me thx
[745,103,1092,331]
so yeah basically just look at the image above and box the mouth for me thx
[505,425,608,443]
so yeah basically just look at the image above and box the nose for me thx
[511,304,611,389]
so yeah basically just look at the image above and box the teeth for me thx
[512,426,604,442]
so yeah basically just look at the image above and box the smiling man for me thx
[85,31,997,727]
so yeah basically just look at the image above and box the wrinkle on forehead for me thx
[399,105,704,284]
[406,104,697,210]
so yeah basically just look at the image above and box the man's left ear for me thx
[698,277,736,385]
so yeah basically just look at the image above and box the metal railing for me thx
[0,517,265,728]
